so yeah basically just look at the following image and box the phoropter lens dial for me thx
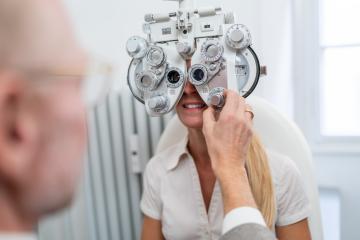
[201,39,224,62]
[145,46,166,67]
[225,24,252,50]
[135,70,161,91]
[189,64,209,86]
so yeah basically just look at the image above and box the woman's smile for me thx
[176,82,208,129]
[182,102,207,111]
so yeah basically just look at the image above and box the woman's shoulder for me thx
[145,140,186,176]
[265,150,310,226]
[265,149,302,185]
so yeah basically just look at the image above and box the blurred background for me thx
[38,0,360,239]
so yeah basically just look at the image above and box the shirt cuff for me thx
[222,207,267,234]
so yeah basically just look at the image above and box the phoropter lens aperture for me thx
[192,68,205,82]
[167,70,181,84]
[188,64,208,86]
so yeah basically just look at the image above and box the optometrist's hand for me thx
[202,90,256,212]
[202,90,253,177]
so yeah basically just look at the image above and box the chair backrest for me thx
[156,95,323,240]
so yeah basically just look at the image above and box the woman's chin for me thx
[178,115,203,129]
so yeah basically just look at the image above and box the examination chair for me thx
[156,95,324,240]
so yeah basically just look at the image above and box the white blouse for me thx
[140,136,310,240]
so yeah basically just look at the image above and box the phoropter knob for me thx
[176,42,191,55]
[225,24,252,49]
[210,94,224,107]
[148,96,169,112]
[201,39,224,62]
[208,87,225,108]
[146,46,166,67]
[126,36,148,59]
[229,30,244,43]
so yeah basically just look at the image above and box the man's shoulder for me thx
[220,223,276,240]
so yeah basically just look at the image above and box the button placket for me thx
[188,155,211,238]
[208,180,220,239]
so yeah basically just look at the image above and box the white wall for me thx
[63,0,179,92]
[256,0,294,118]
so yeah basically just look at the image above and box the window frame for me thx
[292,0,360,154]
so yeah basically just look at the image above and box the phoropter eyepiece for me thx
[189,64,208,86]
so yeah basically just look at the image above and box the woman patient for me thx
[140,63,311,240]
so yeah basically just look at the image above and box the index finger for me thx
[221,90,240,115]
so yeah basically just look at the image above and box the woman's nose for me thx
[183,81,197,95]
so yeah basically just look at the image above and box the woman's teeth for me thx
[184,103,206,109]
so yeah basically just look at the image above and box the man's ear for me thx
[0,70,38,183]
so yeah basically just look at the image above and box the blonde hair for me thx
[246,133,276,228]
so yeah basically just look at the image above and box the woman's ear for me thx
[0,70,38,183]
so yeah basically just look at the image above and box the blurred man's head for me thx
[0,0,88,230]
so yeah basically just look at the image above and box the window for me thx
[319,188,341,240]
[319,0,360,136]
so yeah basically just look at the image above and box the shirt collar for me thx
[166,135,190,171]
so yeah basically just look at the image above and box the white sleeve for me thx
[222,207,267,234]
[140,160,162,220]
[276,158,311,226]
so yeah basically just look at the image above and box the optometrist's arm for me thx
[141,216,165,240]
[202,90,257,211]
[219,167,270,235]
[202,90,276,239]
